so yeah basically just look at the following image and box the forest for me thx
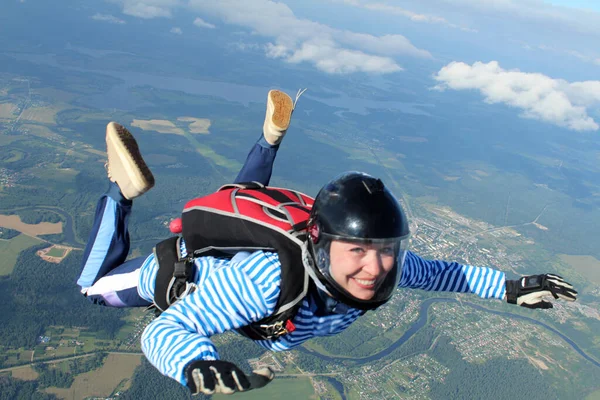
[0,375,57,400]
[0,246,126,354]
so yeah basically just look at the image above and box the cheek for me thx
[381,256,396,272]
[330,257,362,280]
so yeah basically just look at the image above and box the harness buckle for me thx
[259,321,288,339]
[258,319,296,339]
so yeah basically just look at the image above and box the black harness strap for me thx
[153,236,193,313]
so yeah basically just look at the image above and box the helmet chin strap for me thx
[302,243,334,297]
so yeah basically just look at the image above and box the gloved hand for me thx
[185,360,274,395]
[505,274,577,309]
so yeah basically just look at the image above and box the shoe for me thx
[263,90,294,145]
[105,122,155,200]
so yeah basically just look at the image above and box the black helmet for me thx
[306,172,410,310]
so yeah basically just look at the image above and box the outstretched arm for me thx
[399,251,506,299]
[140,251,281,394]
[399,252,578,308]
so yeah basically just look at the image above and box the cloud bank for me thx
[434,61,600,131]
[193,17,215,29]
[92,13,126,24]
[107,0,431,74]
[115,0,181,19]
[187,0,430,74]
[436,0,600,37]
[333,0,476,32]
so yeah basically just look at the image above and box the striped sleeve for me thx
[140,251,282,386]
[399,251,506,299]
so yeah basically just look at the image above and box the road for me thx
[0,351,143,374]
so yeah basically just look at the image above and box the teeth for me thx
[355,278,375,286]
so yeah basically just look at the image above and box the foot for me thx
[105,122,155,200]
[263,90,294,146]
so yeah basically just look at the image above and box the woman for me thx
[77,90,577,395]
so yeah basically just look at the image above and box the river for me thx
[302,298,600,369]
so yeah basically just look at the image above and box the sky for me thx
[88,0,600,132]
[544,0,600,12]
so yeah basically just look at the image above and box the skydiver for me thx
[76,89,578,396]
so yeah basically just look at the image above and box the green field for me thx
[586,389,600,400]
[213,377,315,400]
[183,131,241,171]
[46,247,66,257]
[25,164,79,184]
[559,254,600,285]
[3,149,25,162]
[0,234,43,276]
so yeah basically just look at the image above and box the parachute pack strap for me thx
[238,271,308,340]
[289,190,308,206]
[291,220,308,232]
[170,259,195,304]
[153,236,180,312]
[236,188,295,205]
[236,188,311,224]
[218,182,265,192]
[153,236,195,314]
[263,187,298,203]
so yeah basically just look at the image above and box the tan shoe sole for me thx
[269,90,293,131]
[106,122,154,200]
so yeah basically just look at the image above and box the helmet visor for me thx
[312,232,409,306]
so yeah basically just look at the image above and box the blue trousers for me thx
[77,137,279,307]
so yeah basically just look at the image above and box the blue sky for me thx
[545,0,600,11]
[86,0,600,131]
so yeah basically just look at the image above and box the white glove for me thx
[185,360,274,395]
[505,274,577,309]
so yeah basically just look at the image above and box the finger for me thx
[557,291,577,301]
[546,273,564,281]
[521,300,553,309]
[552,284,578,300]
[248,367,275,389]
[547,277,574,290]
[210,366,234,395]
[231,369,251,391]
[192,368,214,395]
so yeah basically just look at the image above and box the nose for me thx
[362,250,383,276]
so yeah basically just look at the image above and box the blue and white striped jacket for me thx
[137,249,505,386]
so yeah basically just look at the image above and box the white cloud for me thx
[336,32,432,59]
[435,0,600,37]
[91,13,126,24]
[193,17,215,29]
[268,37,403,74]
[335,0,476,32]
[105,0,430,74]
[516,42,600,68]
[187,0,429,74]
[433,61,600,131]
[170,27,183,34]
[109,0,181,19]
[231,41,261,52]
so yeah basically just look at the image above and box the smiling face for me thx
[328,240,397,301]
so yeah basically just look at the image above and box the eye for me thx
[379,247,395,256]
[350,247,365,254]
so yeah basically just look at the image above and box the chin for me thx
[351,291,375,301]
